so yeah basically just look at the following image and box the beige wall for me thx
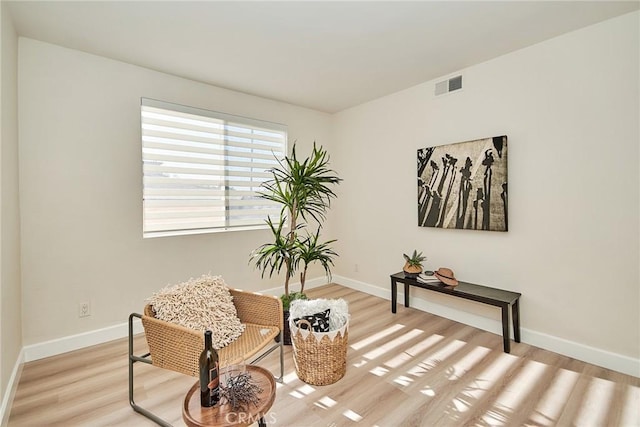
[11,10,640,376]
[1,0,22,410]
[330,12,639,361]
[17,38,333,346]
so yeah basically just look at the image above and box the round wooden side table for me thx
[183,365,276,427]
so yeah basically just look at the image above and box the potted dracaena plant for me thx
[250,143,341,344]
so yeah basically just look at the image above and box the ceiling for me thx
[6,1,639,113]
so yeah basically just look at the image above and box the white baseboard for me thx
[333,275,640,378]
[0,348,24,427]
[521,328,640,378]
[19,275,639,378]
[21,278,329,363]
[23,320,144,363]
[258,276,328,298]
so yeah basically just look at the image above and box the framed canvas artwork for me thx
[417,135,508,232]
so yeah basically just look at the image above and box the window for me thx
[141,98,287,237]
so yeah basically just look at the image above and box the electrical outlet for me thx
[78,301,91,318]
[354,263,359,272]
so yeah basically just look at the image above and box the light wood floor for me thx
[8,284,640,426]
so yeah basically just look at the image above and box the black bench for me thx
[390,272,521,353]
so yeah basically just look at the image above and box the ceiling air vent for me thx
[435,75,463,96]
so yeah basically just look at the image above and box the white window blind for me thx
[141,98,287,237]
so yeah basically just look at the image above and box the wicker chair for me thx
[128,288,284,427]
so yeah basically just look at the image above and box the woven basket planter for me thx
[290,319,349,386]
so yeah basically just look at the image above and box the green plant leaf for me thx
[403,249,426,267]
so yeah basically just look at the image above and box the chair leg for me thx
[129,313,173,427]
[277,330,284,383]
[248,330,285,383]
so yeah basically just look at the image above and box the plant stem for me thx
[284,201,298,297]
[284,258,291,297]
[300,269,307,294]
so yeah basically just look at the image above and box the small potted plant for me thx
[403,250,426,278]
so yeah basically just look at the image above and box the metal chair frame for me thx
[128,312,284,427]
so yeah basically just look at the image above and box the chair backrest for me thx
[142,304,204,377]
[229,288,283,327]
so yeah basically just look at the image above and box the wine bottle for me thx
[199,330,220,407]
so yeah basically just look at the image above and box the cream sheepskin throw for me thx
[289,298,349,331]
[147,274,245,350]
